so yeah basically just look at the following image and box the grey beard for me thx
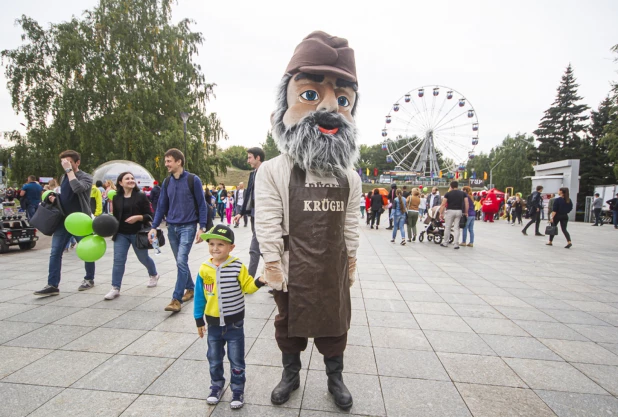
[272,75,359,177]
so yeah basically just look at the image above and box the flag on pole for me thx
[374,168,378,176]
[366,168,369,176]
[439,171,443,178]
[455,171,459,179]
[464,171,467,179]
[483,171,488,180]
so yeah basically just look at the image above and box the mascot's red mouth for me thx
[318,126,339,135]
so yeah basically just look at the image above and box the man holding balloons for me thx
[34,150,97,297]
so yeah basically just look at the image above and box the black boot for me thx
[271,353,301,405]
[324,355,353,410]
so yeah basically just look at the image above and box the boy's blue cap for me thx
[200,225,234,244]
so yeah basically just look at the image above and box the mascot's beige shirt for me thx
[255,154,361,283]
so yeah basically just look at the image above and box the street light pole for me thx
[180,112,189,169]
[489,158,504,189]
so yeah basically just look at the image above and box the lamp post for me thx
[180,112,189,169]
[489,158,504,189]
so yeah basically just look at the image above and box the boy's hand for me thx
[197,326,205,338]
[264,261,287,292]
[258,275,266,284]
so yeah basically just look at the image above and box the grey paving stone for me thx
[5,324,94,349]
[366,310,419,328]
[439,293,488,305]
[456,383,556,417]
[370,327,432,351]
[29,388,137,417]
[449,303,504,319]
[301,369,385,416]
[535,390,618,417]
[120,330,197,358]
[4,350,110,387]
[363,298,410,312]
[406,301,458,316]
[380,377,471,417]
[47,293,106,308]
[362,289,403,300]
[513,320,589,341]
[244,303,275,319]
[5,304,82,324]
[414,313,473,333]
[519,297,580,311]
[438,352,526,387]
[589,312,618,326]
[0,382,63,417]
[62,327,146,354]
[211,403,299,416]
[399,290,444,302]
[539,338,618,365]
[425,330,496,356]
[146,359,220,400]
[0,320,45,344]
[564,300,618,313]
[242,318,269,339]
[599,342,618,356]
[541,308,611,326]
[153,313,199,333]
[361,280,397,290]
[90,295,150,310]
[247,337,312,369]
[572,363,618,396]
[566,324,618,343]
[463,317,528,336]
[0,346,52,378]
[505,358,607,394]
[310,344,377,375]
[374,347,449,380]
[494,306,557,322]
[120,394,212,417]
[479,295,532,308]
[53,307,125,327]
[346,324,372,346]
[102,310,170,330]
[73,354,174,393]
[480,334,562,361]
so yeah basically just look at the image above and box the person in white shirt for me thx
[233,182,247,228]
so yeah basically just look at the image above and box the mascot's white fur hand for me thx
[264,261,287,292]
[348,256,357,288]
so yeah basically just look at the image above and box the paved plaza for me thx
[0,218,617,416]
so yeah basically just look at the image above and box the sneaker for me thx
[33,285,59,297]
[460,243,467,247]
[468,243,474,248]
[78,279,95,291]
[147,274,160,288]
[440,243,448,248]
[521,230,528,236]
[206,386,223,405]
[230,391,244,409]
[104,286,120,300]
[182,289,194,302]
[165,299,182,312]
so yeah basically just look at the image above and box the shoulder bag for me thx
[29,196,65,236]
[136,227,166,250]
[544,222,558,236]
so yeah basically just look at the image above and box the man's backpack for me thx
[162,174,212,229]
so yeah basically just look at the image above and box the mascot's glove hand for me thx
[264,261,287,292]
[348,256,357,288]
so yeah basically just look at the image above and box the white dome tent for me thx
[92,160,156,190]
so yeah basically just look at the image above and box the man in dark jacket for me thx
[149,181,161,215]
[234,147,264,277]
[607,193,618,229]
[34,150,96,297]
[522,185,544,236]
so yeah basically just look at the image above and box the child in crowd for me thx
[194,225,266,410]
[225,191,234,225]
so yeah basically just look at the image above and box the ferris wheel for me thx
[381,85,478,177]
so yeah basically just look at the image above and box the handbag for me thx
[136,227,166,250]
[29,198,65,236]
[459,214,468,229]
[545,223,558,236]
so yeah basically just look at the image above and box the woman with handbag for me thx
[390,189,407,245]
[546,187,573,249]
[460,186,476,247]
[405,188,421,242]
[104,172,160,300]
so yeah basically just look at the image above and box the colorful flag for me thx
[439,171,443,178]
[374,168,378,176]
[464,171,467,179]
[366,168,369,176]
[483,171,488,180]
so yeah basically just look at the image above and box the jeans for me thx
[48,222,95,288]
[392,213,406,239]
[523,211,541,234]
[167,223,196,302]
[360,206,365,218]
[462,216,475,244]
[207,320,246,393]
[217,202,225,222]
[249,216,261,277]
[418,208,425,218]
[444,210,462,247]
[26,203,39,221]
[112,233,158,288]
[406,211,419,238]
[593,208,603,225]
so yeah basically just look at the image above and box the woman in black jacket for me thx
[370,189,385,229]
[547,187,573,249]
[104,172,159,300]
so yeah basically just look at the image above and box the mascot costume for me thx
[255,31,361,410]
[481,189,501,222]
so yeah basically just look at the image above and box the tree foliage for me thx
[1,0,229,183]
[600,44,618,179]
[220,145,249,170]
[261,131,280,161]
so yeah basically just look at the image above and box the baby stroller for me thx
[418,207,454,245]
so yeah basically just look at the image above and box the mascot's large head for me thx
[272,31,359,177]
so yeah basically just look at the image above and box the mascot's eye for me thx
[338,96,350,107]
[300,90,319,101]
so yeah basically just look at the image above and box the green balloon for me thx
[42,190,52,201]
[76,235,107,262]
[106,190,117,200]
[65,212,94,237]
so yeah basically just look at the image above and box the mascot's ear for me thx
[270,112,275,127]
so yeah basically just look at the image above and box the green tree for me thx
[1,0,229,183]
[358,143,396,176]
[533,64,590,164]
[220,145,249,170]
[261,131,280,161]
[600,44,618,179]
[489,134,535,193]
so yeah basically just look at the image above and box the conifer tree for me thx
[533,64,590,164]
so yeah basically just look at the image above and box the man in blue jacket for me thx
[149,148,209,312]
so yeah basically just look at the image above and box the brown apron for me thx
[286,165,351,338]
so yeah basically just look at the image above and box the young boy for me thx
[194,225,266,409]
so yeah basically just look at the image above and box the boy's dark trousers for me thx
[207,321,246,393]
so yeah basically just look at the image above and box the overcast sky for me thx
[1,0,617,159]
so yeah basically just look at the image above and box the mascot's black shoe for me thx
[271,353,301,405]
[324,355,353,410]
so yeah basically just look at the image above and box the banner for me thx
[469,179,485,187]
